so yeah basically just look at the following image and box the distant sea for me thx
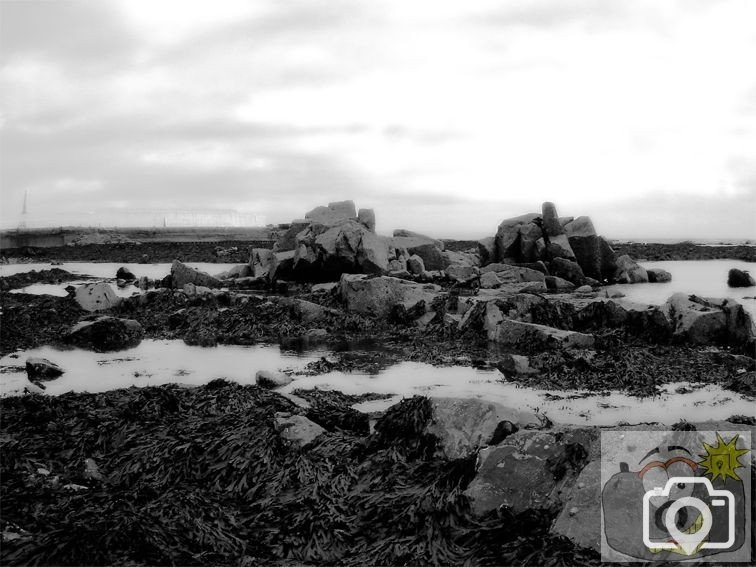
[609,238,755,246]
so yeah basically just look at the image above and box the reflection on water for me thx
[1,340,752,426]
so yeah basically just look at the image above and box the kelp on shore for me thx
[0,381,601,566]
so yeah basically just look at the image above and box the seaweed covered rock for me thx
[65,316,144,351]
[372,396,542,459]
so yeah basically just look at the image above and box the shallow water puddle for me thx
[9,281,142,298]
[1,341,752,426]
[0,340,328,396]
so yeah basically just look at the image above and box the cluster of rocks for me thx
[246,200,478,284]
[240,200,671,293]
[337,273,755,350]
[478,202,669,286]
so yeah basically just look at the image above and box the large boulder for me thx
[357,230,390,274]
[420,397,542,460]
[494,213,538,262]
[65,317,144,351]
[549,258,586,286]
[304,200,357,225]
[339,274,439,318]
[116,267,136,281]
[647,268,672,283]
[728,268,755,288]
[464,428,595,516]
[75,282,121,312]
[490,318,595,349]
[171,260,222,289]
[613,254,648,284]
[25,358,64,382]
[564,216,602,280]
[291,220,393,280]
[662,293,755,346]
[483,303,593,348]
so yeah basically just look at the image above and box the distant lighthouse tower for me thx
[19,190,28,229]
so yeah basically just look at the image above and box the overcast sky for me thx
[1,0,755,239]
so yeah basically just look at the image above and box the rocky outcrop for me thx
[728,268,755,287]
[339,274,439,319]
[26,357,64,382]
[171,261,223,289]
[75,282,121,312]
[482,202,626,282]
[662,293,755,346]
[65,317,144,351]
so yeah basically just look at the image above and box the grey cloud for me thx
[0,0,136,70]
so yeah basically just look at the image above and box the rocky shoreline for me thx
[2,200,755,566]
